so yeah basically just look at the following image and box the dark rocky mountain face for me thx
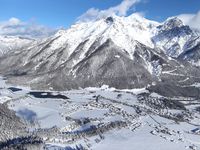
[152,18,200,58]
[105,17,114,24]
[157,17,184,31]
[0,15,200,97]
[178,42,200,64]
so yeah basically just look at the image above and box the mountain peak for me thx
[158,17,183,31]
[105,17,114,24]
[166,17,183,26]
[127,13,145,21]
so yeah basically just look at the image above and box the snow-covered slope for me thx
[49,13,158,62]
[0,35,34,56]
[0,77,200,150]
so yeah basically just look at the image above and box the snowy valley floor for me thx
[0,77,200,150]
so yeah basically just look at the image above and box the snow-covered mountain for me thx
[0,35,34,56]
[0,13,200,96]
[153,17,200,58]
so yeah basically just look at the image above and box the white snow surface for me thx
[50,14,159,62]
[0,76,200,150]
[0,35,33,55]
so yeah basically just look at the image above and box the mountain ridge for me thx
[0,14,200,97]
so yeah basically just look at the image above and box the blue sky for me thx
[0,0,200,28]
[0,0,199,38]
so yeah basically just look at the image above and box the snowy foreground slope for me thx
[0,77,200,150]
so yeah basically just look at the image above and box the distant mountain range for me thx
[0,14,200,97]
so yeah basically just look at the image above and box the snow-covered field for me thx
[0,76,200,150]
